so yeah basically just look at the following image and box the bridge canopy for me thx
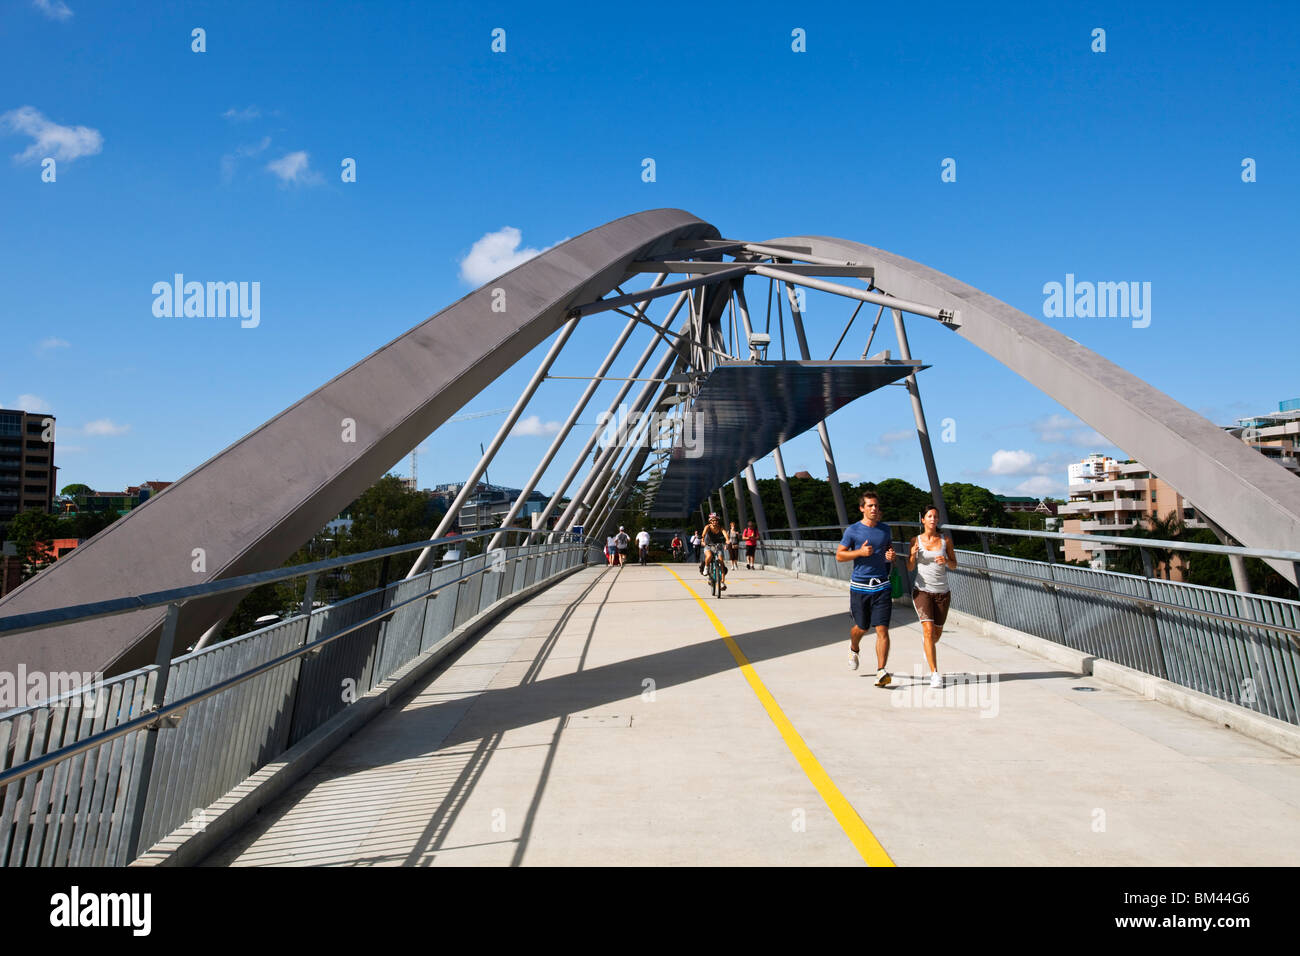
[648,359,923,517]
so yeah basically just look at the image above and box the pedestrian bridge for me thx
[6,538,1297,868]
[173,561,1300,867]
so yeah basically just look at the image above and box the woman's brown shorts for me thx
[912,588,951,627]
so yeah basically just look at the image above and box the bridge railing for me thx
[0,530,587,867]
[756,527,1300,726]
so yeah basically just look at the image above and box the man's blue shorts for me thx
[850,582,892,629]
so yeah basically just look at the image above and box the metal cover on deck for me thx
[650,360,925,516]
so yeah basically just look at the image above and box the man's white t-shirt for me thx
[636,530,650,548]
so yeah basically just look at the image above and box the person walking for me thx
[605,534,616,566]
[636,527,651,566]
[689,530,700,565]
[836,491,896,686]
[614,526,630,566]
[742,520,758,569]
[727,522,741,570]
[693,530,705,575]
[908,506,956,688]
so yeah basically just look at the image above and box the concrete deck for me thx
[201,562,1300,866]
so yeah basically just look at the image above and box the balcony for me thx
[1078,519,1139,532]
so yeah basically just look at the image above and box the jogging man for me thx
[636,527,651,565]
[836,491,896,686]
[614,526,630,565]
[701,512,728,591]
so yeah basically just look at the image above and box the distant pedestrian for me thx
[605,534,616,566]
[690,531,701,565]
[636,528,651,565]
[728,522,740,570]
[615,526,630,566]
[742,521,758,569]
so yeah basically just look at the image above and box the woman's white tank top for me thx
[914,538,949,593]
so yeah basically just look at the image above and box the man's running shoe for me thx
[849,651,859,671]
[875,668,892,688]
[930,672,943,689]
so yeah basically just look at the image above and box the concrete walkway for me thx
[202,561,1300,866]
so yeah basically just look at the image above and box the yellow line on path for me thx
[662,564,895,867]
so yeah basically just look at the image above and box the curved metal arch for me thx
[0,209,720,675]
[767,234,1300,584]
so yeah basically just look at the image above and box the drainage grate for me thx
[1071,686,1100,693]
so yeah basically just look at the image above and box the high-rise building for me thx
[1059,454,1207,574]
[1226,399,1300,477]
[0,408,57,529]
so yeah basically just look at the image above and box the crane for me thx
[408,407,510,490]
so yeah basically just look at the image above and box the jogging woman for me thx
[907,506,957,688]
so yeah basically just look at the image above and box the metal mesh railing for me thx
[0,537,586,866]
[757,537,1300,725]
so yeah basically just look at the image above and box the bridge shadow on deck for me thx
[205,567,1077,866]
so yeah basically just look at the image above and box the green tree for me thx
[5,509,60,579]
[60,483,94,497]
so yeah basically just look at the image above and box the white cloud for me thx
[36,337,69,352]
[989,449,1036,475]
[83,419,130,437]
[266,150,322,186]
[511,415,562,437]
[866,429,912,459]
[221,136,271,182]
[222,106,261,122]
[459,227,564,285]
[15,393,52,413]
[1,106,102,164]
[32,0,72,21]
[1014,476,1060,496]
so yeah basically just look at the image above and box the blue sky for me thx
[3,0,1296,504]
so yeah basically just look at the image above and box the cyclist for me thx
[701,513,728,592]
[670,533,684,562]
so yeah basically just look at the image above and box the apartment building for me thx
[1227,398,1300,477]
[1059,454,1207,574]
[0,408,57,530]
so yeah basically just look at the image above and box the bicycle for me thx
[707,548,726,597]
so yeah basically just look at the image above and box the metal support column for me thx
[733,475,749,531]
[124,602,180,861]
[890,309,950,529]
[409,316,580,575]
[745,465,769,539]
[486,275,668,551]
[541,293,690,538]
[771,445,800,543]
[786,282,849,526]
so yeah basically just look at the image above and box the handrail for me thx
[0,539,585,788]
[759,523,1300,563]
[757,537,1300,643]
[0,527,577,638]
